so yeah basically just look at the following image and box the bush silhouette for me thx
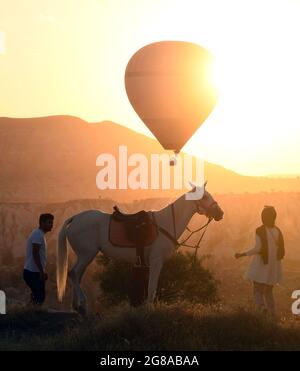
[96,252,219,305]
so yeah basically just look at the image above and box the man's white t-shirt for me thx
[24,228,47,272]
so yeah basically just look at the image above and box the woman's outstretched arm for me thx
[235,234,261,259]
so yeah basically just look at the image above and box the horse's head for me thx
[189,182,224,221]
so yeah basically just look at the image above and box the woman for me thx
[235,206,285,316]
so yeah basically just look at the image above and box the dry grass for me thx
[1,302,300,351]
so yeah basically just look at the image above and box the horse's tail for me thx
[57,216,74,302]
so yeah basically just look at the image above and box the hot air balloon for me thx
[125,41,218,165]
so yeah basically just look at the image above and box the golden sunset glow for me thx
[0,0,300,176]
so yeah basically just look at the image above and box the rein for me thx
[151,199,214,263]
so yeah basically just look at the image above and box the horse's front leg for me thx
[147,257,163,304]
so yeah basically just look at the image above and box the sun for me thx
[211,56,231,98]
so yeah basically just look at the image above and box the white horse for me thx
[56,185,224,314]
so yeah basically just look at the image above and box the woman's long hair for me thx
[261,206,277,228]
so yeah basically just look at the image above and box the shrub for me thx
[157,252,219,304]
[96,252,219,305]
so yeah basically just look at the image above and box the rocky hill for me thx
[1,116,300,203]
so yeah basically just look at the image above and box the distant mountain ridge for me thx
[0,115,299,202]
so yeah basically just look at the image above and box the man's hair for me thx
[39,213,54,225]
[261,206,277,228]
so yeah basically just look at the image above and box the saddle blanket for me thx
[109,217,158,247]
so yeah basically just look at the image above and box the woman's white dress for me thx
[244,227,282,285]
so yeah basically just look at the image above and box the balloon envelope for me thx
[125,41,218,152]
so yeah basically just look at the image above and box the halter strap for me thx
[151,198,213,251]
[194,199,218,215]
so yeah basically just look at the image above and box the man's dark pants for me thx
[23,269,45,305]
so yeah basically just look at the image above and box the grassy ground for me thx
[1,302,300,351]
[2,256,300,351]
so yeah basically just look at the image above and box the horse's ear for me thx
[190,181,207,189]
[189,181,196,191]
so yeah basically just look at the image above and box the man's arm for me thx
[32,243,45,279]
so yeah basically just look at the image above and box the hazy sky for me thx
[1,0,300,176]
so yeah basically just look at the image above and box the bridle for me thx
[195,199,218,216]
[152,198,218,264]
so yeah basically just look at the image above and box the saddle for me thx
[112,206,148,222]
[109,206,158,263]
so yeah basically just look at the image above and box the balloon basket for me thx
[169,152,179,166]
[169,157,177,166]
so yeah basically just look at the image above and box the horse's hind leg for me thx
[69,250,98,315]
[68,264,82,313]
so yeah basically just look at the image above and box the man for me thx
[23,213,54,305]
